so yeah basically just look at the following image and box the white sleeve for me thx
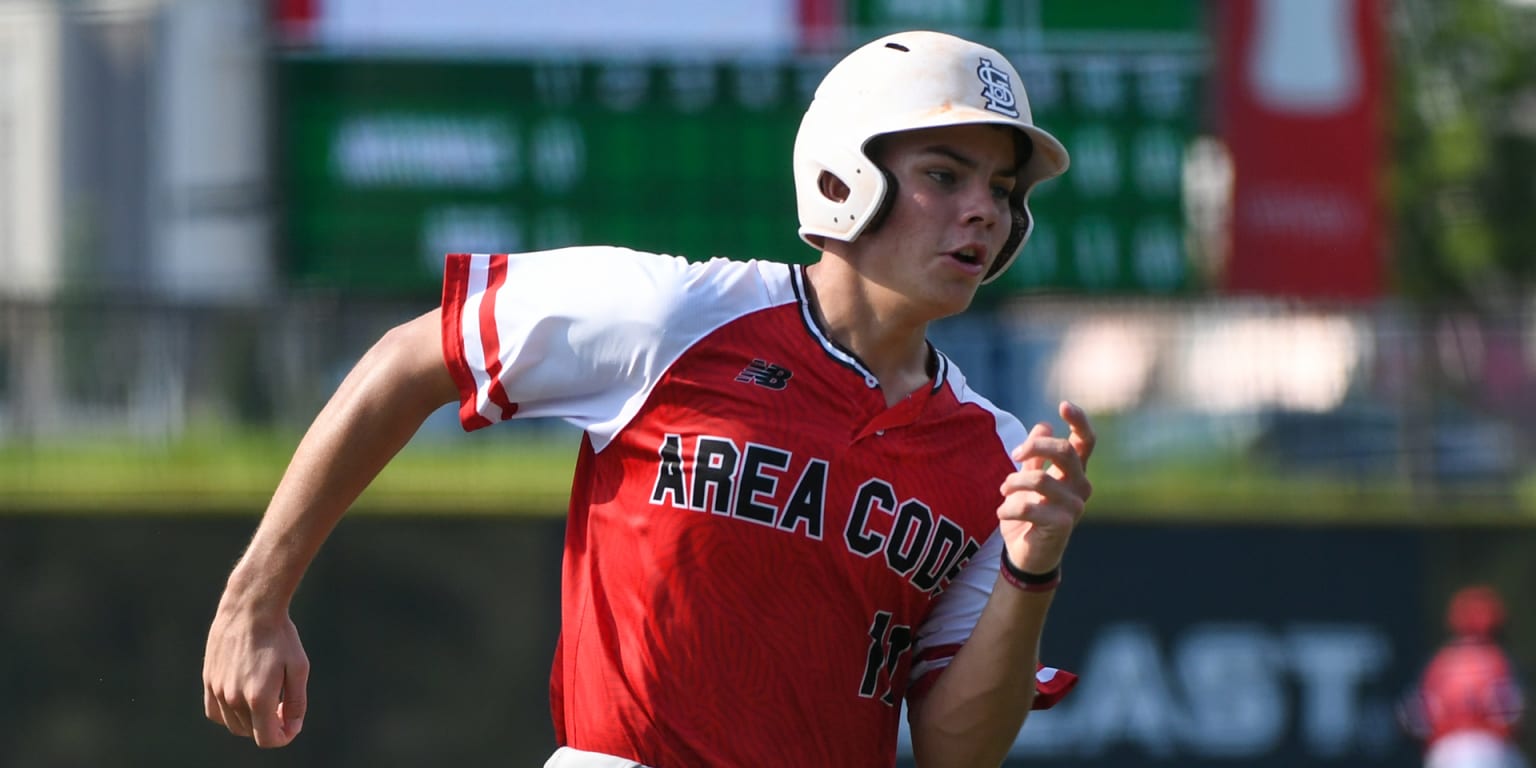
[440,246,782,449]
[907,529,1005,690]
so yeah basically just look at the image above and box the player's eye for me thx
[926,169,956,186]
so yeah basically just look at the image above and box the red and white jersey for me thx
[1416,639,1524,746]
[441,247,1072,767]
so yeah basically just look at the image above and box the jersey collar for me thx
[789,264,947,395]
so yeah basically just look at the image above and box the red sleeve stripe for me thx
[906,664,948,702]
[476,254,519,423]
[1033,665,1078,710]
[441,253,493,431]
[905,642,964,702]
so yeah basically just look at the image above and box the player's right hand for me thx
[203,597,309,748]
[996,400,1094,575]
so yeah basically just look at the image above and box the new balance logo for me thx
[736,359,792,390]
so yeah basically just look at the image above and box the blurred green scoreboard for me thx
[279,37,1205,297]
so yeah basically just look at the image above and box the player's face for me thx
[854,123,1018,317]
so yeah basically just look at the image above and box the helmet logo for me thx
[976,58,1020,118]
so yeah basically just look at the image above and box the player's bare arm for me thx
[908,401,1094,767]
[203,308,456,748]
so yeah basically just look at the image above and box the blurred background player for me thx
[203,29,1094,767]
[1400,585,1528,768]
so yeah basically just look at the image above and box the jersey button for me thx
[864,376,878,388]
[876,430,885,436]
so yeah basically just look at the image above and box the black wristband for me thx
[999,550,1061,593]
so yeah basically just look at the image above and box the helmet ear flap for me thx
[810,166,899,245]
[983,131,1039,283]
[986,202,1030,283]
[859,166,900,237]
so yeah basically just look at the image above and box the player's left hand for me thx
[996,400,1095,575]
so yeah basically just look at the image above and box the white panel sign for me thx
[314,0,797,53]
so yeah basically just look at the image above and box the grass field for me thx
[3,427,1534,524]
[0,430,579,515]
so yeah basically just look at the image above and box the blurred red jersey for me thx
[1418,639,1523,745]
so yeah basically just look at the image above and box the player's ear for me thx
[817,171,850,203]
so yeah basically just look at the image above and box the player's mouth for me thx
[944,244,989,274]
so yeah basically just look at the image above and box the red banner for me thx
[271,0,317,44]
[797,0,844,50]
[1218,0,1386,299]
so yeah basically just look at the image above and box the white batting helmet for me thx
[793,30,1069,283]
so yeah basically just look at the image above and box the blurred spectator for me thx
[1400,585,1527,768]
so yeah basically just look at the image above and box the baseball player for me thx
[204,30,1094,767]
[1400,585,1528,768]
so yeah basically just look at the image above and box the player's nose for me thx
[959,182,1003,228]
